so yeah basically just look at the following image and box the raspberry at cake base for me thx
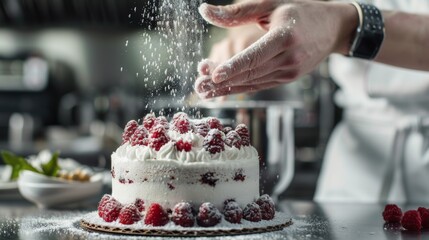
[98,112,277,227]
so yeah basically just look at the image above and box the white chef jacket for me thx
[315,0,429,203]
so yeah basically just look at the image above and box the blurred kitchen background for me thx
[0,0,341,201]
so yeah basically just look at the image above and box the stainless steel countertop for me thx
[0,197,426,240]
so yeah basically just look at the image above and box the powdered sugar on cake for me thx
[114,139,257,163]
[95,112,284,230]
[114,128,258,163]
[111,113,260,210]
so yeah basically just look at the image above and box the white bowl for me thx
[17,170,103,208]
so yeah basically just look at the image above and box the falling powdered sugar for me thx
[133,0,207,116]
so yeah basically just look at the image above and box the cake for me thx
[97,112,276,227]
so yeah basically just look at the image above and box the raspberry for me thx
[98,194,112,217]
[102,198,122,222]
[203,129,225,154]
[401,210,421,231]
[176,139,192,152]
[256,194,275,220]
[206,117,223,130]
[200,172,218,187]
[122,120,138,143]
[194,120,210,137]
[197,202,222,227]
[243,202,262,222]
[235,124,250,146]
[149,125,170,151]
[172,112,189,123]
[418,207,429,229]
[172,202,195,227]
[233,169,246,181]
[155,116,169,129]
[225,131,242,149]
[222,126,233,134]
[119,204,141,225]
[172,117,192,134]
[144,203,169,226]
[223,200,243,224]
[130,126,149,146]
[143,113,156,131]
[382,204,403,223]
[134,198,145,212]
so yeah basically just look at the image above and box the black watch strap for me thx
[349,2,385,60]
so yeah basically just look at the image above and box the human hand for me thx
[196,24,265,101]
[207,25,266,71]
[195,0,358,98]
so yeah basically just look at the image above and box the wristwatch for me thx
[349,2,385,60]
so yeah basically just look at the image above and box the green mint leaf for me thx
[41,152,60,177]
[1,151,41,180]
[1,151,23,180]
[1,151,19,166]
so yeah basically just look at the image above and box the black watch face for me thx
[354,3,385,59]
[356,33,384,59]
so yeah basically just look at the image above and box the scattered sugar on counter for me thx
[11,211,310,240]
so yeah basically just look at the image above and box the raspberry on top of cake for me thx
[115,112,258,163]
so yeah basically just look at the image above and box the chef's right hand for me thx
[195,0,358,99]
[205,25,265,75]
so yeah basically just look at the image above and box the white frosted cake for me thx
[112,112,259,210]
[97,112,276,227]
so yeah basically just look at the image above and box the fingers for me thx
[208,51,299,88]
[198,62,211,76]
[198,59,217,76]
[195,69,298,99]
[212,69,299,91]
[211,27,292,83]
[194,75,215,93]
[198,1,276,28]
[199,80,283,99]
[230,69,297,88]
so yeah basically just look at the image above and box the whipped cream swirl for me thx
[114,130,258,163]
